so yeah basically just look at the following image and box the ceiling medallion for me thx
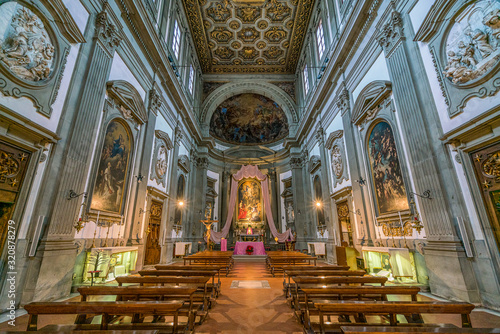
[215,46,235,60]
[237,27,260,42]
[257,41,267,49]
[236,6,261,22]
[264,46,284,59]
[240,47,259,60]
[229,20,241,30]
[257,20,269,29]
[232,41,242,49]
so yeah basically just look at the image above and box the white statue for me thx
[286,202,294,222]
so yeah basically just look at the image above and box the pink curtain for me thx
[210,165,294,243]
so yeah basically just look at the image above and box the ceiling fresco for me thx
[182,0,316,74]
[209,93,289,145]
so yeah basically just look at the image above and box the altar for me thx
[234,241,266,255]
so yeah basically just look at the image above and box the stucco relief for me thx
[331,145,343,179]
[326,130,349,187]
[150,130,173,188]
[0,3,55,82]
[443,2,500,85]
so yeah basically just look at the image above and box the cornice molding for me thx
[351,80,392,125]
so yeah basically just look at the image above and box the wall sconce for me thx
[139,208,152,215]
[135,174,144,183]
[67,190,87,200]
[355,177,366,186]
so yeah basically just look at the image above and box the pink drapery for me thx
[210,165,294,243]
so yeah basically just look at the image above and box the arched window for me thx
[367,121,408,215]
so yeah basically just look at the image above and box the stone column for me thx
[377,9,479,302]
[337,86,374,246]
[191,156,209,242]
[25,7,122,302]
[290,155,308,249]
[164,127,182,262]
[268,168,280,242]
[316,127,336,263]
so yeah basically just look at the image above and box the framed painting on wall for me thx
[236,179,263,223]
[367,121,409,215]
[90,120,132,214]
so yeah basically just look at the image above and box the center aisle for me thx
[196,260,302,334]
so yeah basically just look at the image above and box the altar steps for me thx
[232,255,267,262]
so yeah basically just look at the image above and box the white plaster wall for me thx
[179,143,189,157]
[207,170,220,231]
[448,146,484,240]
[63,0,89,33]
[409,0,435,34]
[279,170,292,232]
[109,54,146,100]
[352,53,390,102]
[392,96,427,240]
[311,143,320,156]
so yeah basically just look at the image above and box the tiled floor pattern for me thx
[1,260,500,333]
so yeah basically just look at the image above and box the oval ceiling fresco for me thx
[209,93,289,145]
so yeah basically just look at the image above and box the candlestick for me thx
[91,211,100,248]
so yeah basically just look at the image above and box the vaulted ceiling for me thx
[182,0,316,74]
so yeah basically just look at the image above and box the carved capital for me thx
[290,157,304,169]
[174,128,183,146]
[315,127,325,146]
[196,157,209,169]
[336,87,350,116]
[95,11,122,54]
[149,88,162,115]
[377,10,404,57]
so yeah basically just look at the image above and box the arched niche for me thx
[200,81,298,132]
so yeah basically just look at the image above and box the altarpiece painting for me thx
[237,179,263,222]
[368,121,409,215]
[91,120,131,213]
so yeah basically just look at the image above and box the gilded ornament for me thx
[282,41,290,48]
[229,20,241,30]
[256,58,265,65]
[475,154,482,162]
[257,20,269,29]
[482,151,500,180]
[237,27,260,42]
[337,203,349,217]
[0,151,20,178]
[286,20,294,29]
[483,180,491,189]
[264,26,287,43]
[206,2,232,22]
[240,47,258,60]
[236,6,261,22]
[231,41,242,49]
[210,27,233,42]
[214,46,235,60]
[257,41,267,49]
[266,0,291,21]
[0,5,55,82]
[263,46,283,59]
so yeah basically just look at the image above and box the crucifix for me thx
[200,219,219,250]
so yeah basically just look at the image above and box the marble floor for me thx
[1,260,500,333]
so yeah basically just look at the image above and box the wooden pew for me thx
[154,264,228,278]
[77,286,198,330]
[23,301,184,333]
[138,269,221,298]
[340,326,500,334]
[289,276,388,310]
[1,329,160,333]
[300,286,422,332]
[280,265,350,290]
[183,251,233,269]
[313,300,475,334]
[115,276,212,317]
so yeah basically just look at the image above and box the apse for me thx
[209,93,289,145]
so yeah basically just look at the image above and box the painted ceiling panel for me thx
[182,0,316,74]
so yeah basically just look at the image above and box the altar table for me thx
[234,241,266,255]
[175,242,192,256]
[308,242,326,256]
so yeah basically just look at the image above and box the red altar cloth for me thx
[234,241,266,255]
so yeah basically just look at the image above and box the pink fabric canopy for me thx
[210,165,294,243]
